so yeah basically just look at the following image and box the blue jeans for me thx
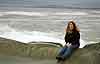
[58,45,77,59]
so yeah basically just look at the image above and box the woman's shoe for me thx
[56,56,61,59]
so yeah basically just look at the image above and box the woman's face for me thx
[69,23,74,31]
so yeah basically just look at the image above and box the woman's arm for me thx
[64,32,68,44]
[75,32,80,41]
[71,32,80,44]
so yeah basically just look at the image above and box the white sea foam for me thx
[0,11,48,16]
[0,26,86,48]
[54,12,88,15]
[0,11,88,17]
[91,10,100,13]
[0,30,65,45]
[0,14,3,16]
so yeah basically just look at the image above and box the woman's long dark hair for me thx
[65,21,80,32]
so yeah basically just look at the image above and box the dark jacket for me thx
[64,31,80,48]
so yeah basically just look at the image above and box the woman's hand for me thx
[66,43,72,47]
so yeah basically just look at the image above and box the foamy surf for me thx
[54,12,88,15]
[0,11,47,16]
[0,28,86,48]
[0,11,88,17]
[0,31,65,44]
[0,24,96,48]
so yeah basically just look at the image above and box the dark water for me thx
[0,0,100,8]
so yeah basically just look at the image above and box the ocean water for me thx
[0,0,100,48]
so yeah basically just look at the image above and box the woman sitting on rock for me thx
[56,20,80,62]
